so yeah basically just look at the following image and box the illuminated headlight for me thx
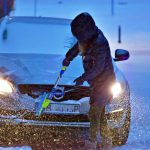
[111,82,122,98]
[0,78,14,95]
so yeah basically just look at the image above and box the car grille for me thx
[18,84,90,101]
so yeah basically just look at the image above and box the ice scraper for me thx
[35,66,67,116]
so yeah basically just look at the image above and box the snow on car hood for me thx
[0,53,85,85]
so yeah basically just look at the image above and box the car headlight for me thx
[111,82,122,98]
[0,78,14,95]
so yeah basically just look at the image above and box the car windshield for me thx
[0,16,82,84]
[0,16,76,54]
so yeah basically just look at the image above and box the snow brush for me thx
[35,66,67,116]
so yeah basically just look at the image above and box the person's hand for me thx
[62,58,70,67]
[73,76,84,86]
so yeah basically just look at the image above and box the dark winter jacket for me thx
[66,29,116,105]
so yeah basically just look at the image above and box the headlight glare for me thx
[111,82,122,98]
[0,79,13,95]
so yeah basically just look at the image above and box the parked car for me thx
[0,16,130,145]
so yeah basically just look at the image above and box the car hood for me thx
[0,53,86,85]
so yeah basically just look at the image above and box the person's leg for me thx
[100,107,112,150]
[89,105,103,141]
[84,105,104,150]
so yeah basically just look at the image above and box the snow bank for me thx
[0,146,32,150]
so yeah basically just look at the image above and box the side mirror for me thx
[114,49,130,61]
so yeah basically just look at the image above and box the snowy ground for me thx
[0,147,31,150]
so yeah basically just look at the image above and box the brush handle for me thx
[54,66,66,88]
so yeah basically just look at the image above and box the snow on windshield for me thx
[0,16,76,55]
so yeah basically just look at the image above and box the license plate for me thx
[45,103,80,113]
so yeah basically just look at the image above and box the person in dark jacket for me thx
[62,12,115,149]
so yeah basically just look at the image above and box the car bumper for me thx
[0,107,124,128]
[0,115,90,127]
[0,92,129,128]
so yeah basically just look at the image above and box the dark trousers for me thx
[88,81,113,142]
[89,105,112,142]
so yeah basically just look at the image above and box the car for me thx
[0,16,130,146]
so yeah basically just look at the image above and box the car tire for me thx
[100,104,131,146]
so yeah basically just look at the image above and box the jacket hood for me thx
[71,12,99,42]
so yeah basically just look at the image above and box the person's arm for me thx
[81,48,106,81]
[62,43,79,66]
[65,42,79,61]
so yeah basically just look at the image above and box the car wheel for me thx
[112,105,131,146]
[100,105,131,146]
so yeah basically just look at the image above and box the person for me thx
[62,12,115,150]
[0,0,14,18]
